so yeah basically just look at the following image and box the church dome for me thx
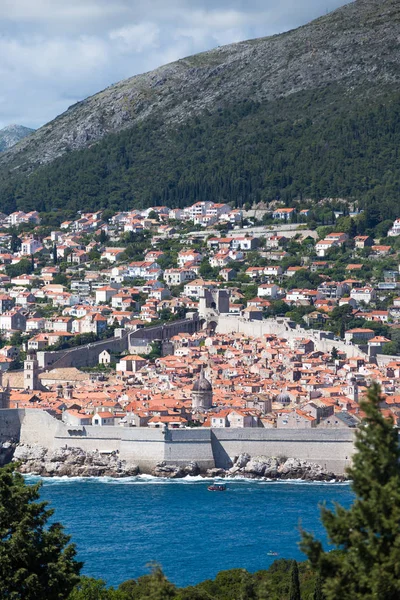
[192,367,212,392]
[276,392,290,404]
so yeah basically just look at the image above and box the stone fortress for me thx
[0,408,354,475]
[0,294,371,477]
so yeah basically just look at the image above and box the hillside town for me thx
[0,201,399,430]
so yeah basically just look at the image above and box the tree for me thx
[289,560,301,600]
[10,232,21,253]
[330,347,338,360]
[0,463,82,599]
[301,383,400,600]
[53,244,58,265]
[144,564,176,600]
[68,577,113,600]
[312,574,325,600]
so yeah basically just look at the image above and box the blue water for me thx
[30,476,354,588]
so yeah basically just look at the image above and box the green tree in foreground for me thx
[0,463,82,599]
[301,382,400,600]
[289,560,301,600]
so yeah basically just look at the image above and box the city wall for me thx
[0,409,355,475]
[37,317,200,369]
[216,315,368,360]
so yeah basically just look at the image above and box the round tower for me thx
[191,365,213,411]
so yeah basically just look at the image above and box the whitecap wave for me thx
[23,473,350,487]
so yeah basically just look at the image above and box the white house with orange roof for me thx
[350,286,377,305]
[272,208,296,221]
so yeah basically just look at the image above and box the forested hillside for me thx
[0,0,399,218]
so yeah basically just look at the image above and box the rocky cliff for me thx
[0,0,399,173]
[0,125,34,152]
[10,445,343,480]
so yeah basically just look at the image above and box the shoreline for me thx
[10,444,348,483]
[24,473,350,485]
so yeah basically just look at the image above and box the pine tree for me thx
[146,564,177,600]
[0,463,82,599]
[289,560,301,600]
[312,574,325,600]
[301,382,400,600]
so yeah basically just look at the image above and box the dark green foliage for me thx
[289,561,301,600]
[0,463,82,599]
[301,383,400,599]
[5,257,34,278]
[68,577,113,600]
[10,232,21,253]
[312,574,325,600]
[2,88,400,218]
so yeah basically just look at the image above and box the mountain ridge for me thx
[0,124,35,152]
[2,0,397,171]
[0,0,399,219]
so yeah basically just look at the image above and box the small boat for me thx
[208,483,227,492]
[267,551,279,556]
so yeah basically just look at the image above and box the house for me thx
[177,250,202,267]
[184,279,214,299]
[101,248,125,263]
[116,355,147,373]
[371,245,391,256]
[95,285,119,304]
[264,265,283,278]
[0,310,26,332]
[350,287,377,305]
[67,250,88,264]
[62,410,92,427]
[0,294,14,313]
[276,409,317,428]
[315,240,337,257]
[388,219,400,237]
[317,282,345,299]
[147,415,188,428]
[257,284,279,299]
[272,208,296,221]
[344,328,375,343]
[20,238,42,255]
[73,313,108,335]
[92,412,115,426]
[220,268,236,282]
[325,232,348,244]
[354,235,373,249]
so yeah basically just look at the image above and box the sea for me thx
[29,475,354,589]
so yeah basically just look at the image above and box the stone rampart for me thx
[211,428,354,474]
[1,409,356,475]
[37,317,200,369]
[216,315,368,360]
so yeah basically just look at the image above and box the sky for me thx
[0,0,352,130]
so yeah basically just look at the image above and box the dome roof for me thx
[276,392,290,403]
[192,367,212,392]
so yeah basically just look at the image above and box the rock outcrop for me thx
[152,461,200,479]
[0,441,18,466]
[13,444,139,478]
[206,453,341,481]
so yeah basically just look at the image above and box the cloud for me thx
[0,0,351,129]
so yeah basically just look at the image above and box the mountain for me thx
[0,0,400,221]
[0,125,35,152]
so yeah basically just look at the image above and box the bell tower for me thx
[24,352,40,391]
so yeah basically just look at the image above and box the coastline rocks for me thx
[13,444,139,478]
[210,455,339,481]
[152,461,200,478]
[0,440,17,466]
